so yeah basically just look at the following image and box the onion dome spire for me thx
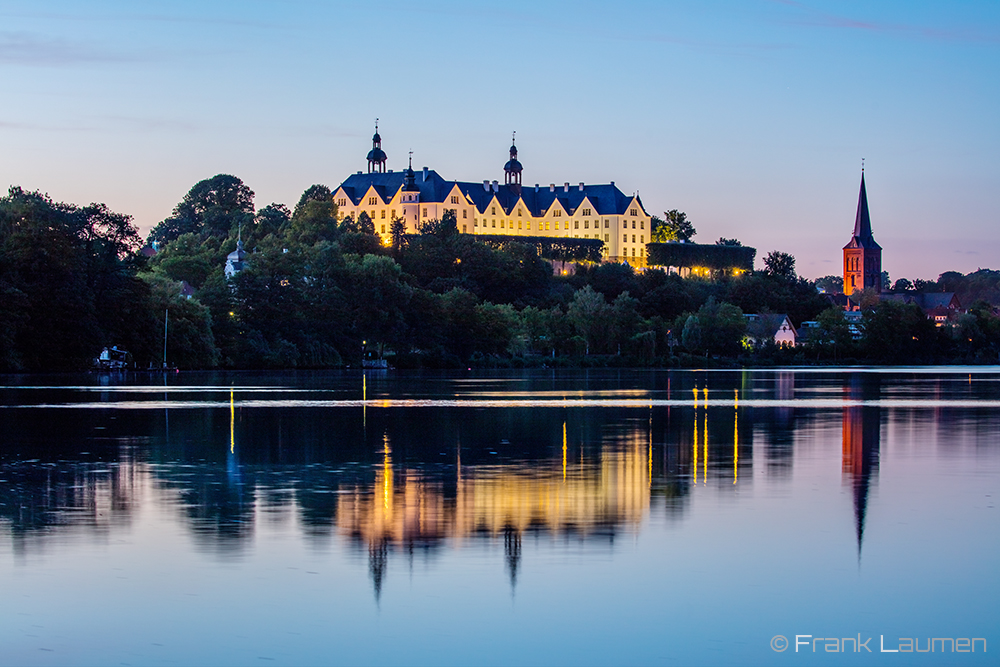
[504,131,522,187]
[366,118,387,173]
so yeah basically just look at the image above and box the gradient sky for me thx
[2,0,998,280]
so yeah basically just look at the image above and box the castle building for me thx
[332,127,652,263]
[843,171,882,296]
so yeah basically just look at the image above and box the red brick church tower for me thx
[843,171,882,296]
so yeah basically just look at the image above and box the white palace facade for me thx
[332,127,652,263]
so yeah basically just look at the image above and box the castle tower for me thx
[366,120,387,174]
[843,170,882,296]
[503,132,522,193]
[400,152,421,231]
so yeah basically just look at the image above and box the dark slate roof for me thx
[336,170,641,216]
[844,172,881,250]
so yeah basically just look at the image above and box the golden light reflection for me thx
[562,421,567,481]
[702,410,708,485]
[734,389,739,485]
[693,404,699,485]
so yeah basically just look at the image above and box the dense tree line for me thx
[2,177,998,372]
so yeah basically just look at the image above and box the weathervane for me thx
[408,150,413,168]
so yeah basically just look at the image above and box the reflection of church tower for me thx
[842,377,881,559]
[503,132,522,194]
[843,169,882,296]
[366,120,387,174]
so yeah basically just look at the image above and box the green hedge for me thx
[647,242,756,271]
[474,235,604,262]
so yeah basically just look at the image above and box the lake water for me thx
[1,368,998,666]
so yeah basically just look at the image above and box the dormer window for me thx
[630,208,638,216]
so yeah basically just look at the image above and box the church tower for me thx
[367,120,387,173]
[843,170,882,296]
[503,132,522,193]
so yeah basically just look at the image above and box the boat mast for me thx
[163,308,168,369]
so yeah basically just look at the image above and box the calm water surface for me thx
[1,368,998,666]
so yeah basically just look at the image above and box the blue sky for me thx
[1,0,998,280]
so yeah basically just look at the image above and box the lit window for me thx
[492,220,496,227]
[604,234,609,241]
[391,209,396,217]
[518,221,522,229]
[501,220,505,228]
[517,208,522,216]
[545,222,550,230]
[381,225,385,233]
[631,248,636,257]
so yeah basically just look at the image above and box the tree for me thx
[762,250,796,280]
[716,237,742,246]
[892,278,913,292]
[389,216,407,256]
[288,185,338,244]
[652,209,696,242]
[255,203,291,239]
[148,175,255,245]
[813,275,843,294]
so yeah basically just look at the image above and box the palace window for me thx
[640,235,644,243]
[604,220,609,228]
[640,221,644,229]
[462,225,467,233]
[574,221,579,229]
[623,221,628,229]
[451,196,459,204]
[391,209,396,218]
[422,208,427,217]
[632,235,636,243]
[583,208,592,216]
[381,225,385,233]
[492,220,496,227]
[517,208,522,216]
[337,198,347,207]
[632,221,636,229]
[584,221,589,229]
[604,234,609,242]
[492,206,496,215]
[545,222,550,230]
[518,221,522,230]
[501,220,505,228]
[463,210,467,218]
[381,210,386,218]
[630,208,638,216]
[553,210,562,217]
[474,220,478,227]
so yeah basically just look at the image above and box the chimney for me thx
[492,180,498,192]
[535,184,539,192]
[610,181,615,187]
[483,180,490,191]
[563,182,569,192]
[549,183,555,192]
[422,167,428,181]
[578,182,584,191]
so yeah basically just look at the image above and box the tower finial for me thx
[408,150,413,169]
[375,117,379,132]
[862,157,865,173]
[512,130,516,144]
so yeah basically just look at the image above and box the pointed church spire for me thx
[853,171,874,244]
